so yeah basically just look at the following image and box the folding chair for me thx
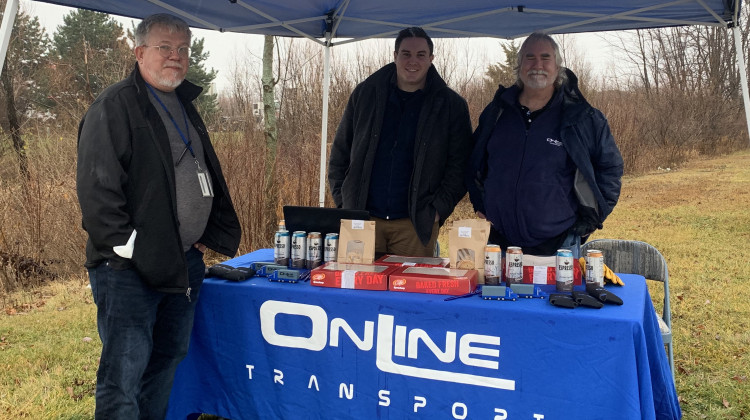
[580,239,674,378]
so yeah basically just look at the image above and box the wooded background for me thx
[1,5,749,292]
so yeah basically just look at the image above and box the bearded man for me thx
[466,32,623,258]
[76,13,241,419]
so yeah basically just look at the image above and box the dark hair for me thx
[135,13,191,46]
[394,27,433,55]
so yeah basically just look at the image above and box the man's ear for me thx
[134,45,144,63]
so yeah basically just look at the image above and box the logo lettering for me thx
[259,301,515,391]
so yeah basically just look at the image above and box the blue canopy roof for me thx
[34,0,740,44]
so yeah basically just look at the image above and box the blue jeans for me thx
[88,247,205,420]
[559,232,582,259]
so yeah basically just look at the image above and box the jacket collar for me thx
[492,68,590,123]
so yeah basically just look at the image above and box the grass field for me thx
[1,149,749,419]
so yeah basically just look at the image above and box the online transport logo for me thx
[259,300,516,391]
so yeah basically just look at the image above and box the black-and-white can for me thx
[324,233,339,263]
[484,244,502,285]
[585,249,605,288]
[306,232,323,269]
[291,231,307,269]
[555,248,575,292]
[273,229,290,267]
[505,246,523,285]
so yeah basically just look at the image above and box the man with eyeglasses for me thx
[466,32,623,258]
[328,27,473,257]
[76,13,241,419]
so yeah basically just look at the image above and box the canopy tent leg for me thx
[0,0,19,78]
[318,43,331,207]
[733,24,750,146]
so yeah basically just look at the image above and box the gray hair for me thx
[135,13,191,46]
[514,32,568,89]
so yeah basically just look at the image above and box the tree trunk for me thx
[1,60,28,179]
[261,35,279,240]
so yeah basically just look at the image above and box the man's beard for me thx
[524,70,552,90]
[147,65,185,90]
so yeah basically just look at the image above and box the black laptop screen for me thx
[282,206,370,235]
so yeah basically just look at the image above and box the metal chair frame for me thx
[581,239,674,378]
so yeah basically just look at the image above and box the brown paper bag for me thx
[449,219,491,283]
[337,219,376,264]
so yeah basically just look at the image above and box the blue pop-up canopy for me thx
[0,0,745,203]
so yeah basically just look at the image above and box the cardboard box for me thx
[520,255,582,285]
[310,262,395,291]
[388,266,478,295]
[374,255,450,268]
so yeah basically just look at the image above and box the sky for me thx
[18,0,619,94]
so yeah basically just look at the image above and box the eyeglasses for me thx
[142,45,190,58]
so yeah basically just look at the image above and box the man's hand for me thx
[194,243,207,253]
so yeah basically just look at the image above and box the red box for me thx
[520,255,582,285]
[388,266,478,295]
[375,254,450,268]
[310,262,396,291]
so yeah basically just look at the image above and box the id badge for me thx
[197,169,214,197]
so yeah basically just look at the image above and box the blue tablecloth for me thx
[167,249,681,420]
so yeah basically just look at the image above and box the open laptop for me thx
[282,205,369,235]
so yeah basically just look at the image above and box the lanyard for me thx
[146,84,195,165]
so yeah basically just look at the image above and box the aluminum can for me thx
[505,246,523,285]
[585,249,605,288]
[324,233,339,263]
[484,244,502,285]
[555,248,575,292]
[306,232,323,269]
[273,229,290,267]
[291,231,307,269]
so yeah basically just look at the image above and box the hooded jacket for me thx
[466,68,623,249]
[328,62,473,245]
[77,64,241,293]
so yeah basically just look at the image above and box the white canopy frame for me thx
[0,0,745,207]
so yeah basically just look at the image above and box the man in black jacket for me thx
[328,27,473,257]
[76,13,241,419]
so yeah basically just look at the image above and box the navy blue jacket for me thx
[329,63,473,245]
[466,69,623,247]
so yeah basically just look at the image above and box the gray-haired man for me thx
[77,13,241,418]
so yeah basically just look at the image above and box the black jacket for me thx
[328,63,473,245]
[77,64,241,293]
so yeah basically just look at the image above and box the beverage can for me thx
[585,249,605,288]
[505,246,523,285]
[484,244,502,285]
[306,232,323,269]
[291,231,307,269]
[273,229,290,267]
[324,233,339,262]
[556,248,575,292]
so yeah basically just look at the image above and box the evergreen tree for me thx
[0,10,51,177]
[186,37,218,121]
[52,10,131,104]
[484,41,519,91]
